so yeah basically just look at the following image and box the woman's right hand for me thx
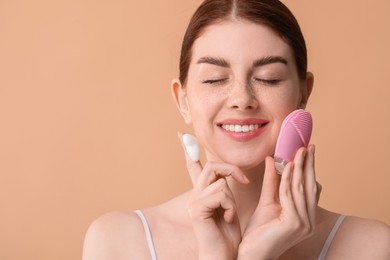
[178,133,249,260]
[237,146,319,260]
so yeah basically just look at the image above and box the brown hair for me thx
[179,0,307,84]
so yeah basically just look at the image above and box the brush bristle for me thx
[290,110,312,146]
[274,109,313,174]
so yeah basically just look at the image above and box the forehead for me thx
[191,19,294,64]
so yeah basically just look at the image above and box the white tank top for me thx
[134,210,346,260]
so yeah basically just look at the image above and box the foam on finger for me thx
[182,134,200,162]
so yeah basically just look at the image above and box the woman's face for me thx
[176,19,311,170]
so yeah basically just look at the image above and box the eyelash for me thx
[202,78,281,85]
[201,78,228,85]
[253,78,281,85]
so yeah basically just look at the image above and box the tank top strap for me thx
[134,210,157,260]
[318,214,347,260]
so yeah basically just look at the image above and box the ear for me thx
[298,72,314,109]
[171,78,192,124]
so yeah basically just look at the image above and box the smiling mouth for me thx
[218,123,268,133]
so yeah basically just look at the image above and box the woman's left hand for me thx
[238,145,320,260]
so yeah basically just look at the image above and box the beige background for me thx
[0,0,389,259]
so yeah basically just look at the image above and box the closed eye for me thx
[253,78,281,85]
[202,78,228,84]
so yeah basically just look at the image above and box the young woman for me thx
[83,0,390,259]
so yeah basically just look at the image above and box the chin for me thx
[230,158,264,171]
[203,139,276,170]
[217,151,269,171]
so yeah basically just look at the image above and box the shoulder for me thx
[82,211,151,260]
[328,216,390,260]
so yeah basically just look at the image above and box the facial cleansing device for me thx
[274,109,312,174]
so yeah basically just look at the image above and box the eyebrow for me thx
[196,55,287,68]
[253,56,288,67]
[196,56,230,67]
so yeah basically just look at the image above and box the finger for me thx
[192,178,237,223]
[210,178,237,223]
[278,162,297,213]
[291,147,310,224]
[304,144,318,228]
[258,157,279,207]
[177,132,203,186]
[316,181,322,203]
[196,162,250,190]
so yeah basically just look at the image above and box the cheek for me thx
[187,87,226,119]
[257,85,301,110]
[277,89,301,109]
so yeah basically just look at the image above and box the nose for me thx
[226,81,259,111]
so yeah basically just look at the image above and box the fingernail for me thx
[182,134,200,162]
[310,144,315,156]
[297,148,306,161]
[242,175,250,184]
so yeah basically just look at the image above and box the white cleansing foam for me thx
[182,134,200,162]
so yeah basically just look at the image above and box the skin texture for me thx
[82,20,390,260]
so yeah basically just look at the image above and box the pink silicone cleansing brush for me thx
[274,109,313,174]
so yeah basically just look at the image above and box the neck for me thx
[226,162,265,229]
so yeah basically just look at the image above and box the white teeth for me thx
[221,124,262,133]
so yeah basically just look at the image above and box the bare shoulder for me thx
[82,211,150,260]
[327,216,390,260]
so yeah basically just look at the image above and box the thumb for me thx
[177,132,203,186]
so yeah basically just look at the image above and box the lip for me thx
[217,118,269,142]
[217,118,269,125]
